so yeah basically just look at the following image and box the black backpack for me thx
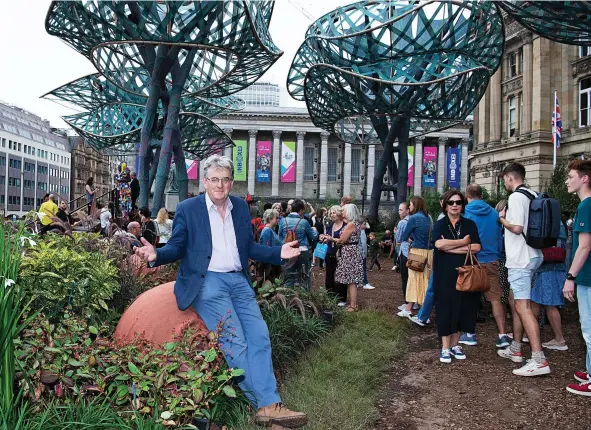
[515,185,561,249]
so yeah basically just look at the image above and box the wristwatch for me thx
[566,273,576,281]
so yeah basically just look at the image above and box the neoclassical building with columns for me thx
[470,15,591,195]
[195,106,471,202]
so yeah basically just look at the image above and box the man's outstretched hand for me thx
[281,241,301,260]
[135,238,157,262]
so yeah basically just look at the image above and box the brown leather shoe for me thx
[255,403,308,428]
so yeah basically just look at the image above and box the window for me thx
[1,138,5,148]
[0,176,4,185]
[304,147,315,181]
[509,96,517,136]
[17,142,21,152]
[351,148,362,182]
[580,77,591,128]
[8,196,20,206]
[9,159,21,169]
[24,179,33,189]
[519,93,524,132]
[581,46,591,58]
[508,51,517,78]
[8,177,21,187]
[0,156,5,166]
[0,195,4,205]
[37,182,47,191]
[327,147,338,182]
[8,140,12,150]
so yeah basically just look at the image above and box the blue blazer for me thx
[153,194,283,310]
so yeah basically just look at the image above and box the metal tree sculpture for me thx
[287,0,503,222]
[498,1,591,46]
[44,1,282,214]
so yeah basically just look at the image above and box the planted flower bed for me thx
[1,219,342,428]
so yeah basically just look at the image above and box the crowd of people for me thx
[387,160,591,397]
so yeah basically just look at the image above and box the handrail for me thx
[70,188,116,216]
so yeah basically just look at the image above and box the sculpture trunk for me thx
[396,117,411,208]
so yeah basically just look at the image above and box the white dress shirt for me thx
[206,193,242,272]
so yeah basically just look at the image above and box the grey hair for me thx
[262,209,279,224]
[342,203,360,223]
[48,194,56,203]
[203,154,234,178]
[271,202,282,211]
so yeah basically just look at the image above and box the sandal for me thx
[346,305,358,312]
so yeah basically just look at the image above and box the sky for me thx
[0,0,349,129]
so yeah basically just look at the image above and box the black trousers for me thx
[368,254,381,270]
[399,254,409,302]
[325,253,347,302]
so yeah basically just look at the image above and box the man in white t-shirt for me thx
[497,163,548,377]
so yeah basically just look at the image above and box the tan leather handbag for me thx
[456,245,490,293]
[405,218,432,272]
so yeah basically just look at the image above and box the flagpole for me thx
[553,88,557,169]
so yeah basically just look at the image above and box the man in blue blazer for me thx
[136,155,307,428]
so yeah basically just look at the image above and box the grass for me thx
[241,311,408,430]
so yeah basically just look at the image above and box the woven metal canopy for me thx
[44,1,280,157]
[498,1,591,46]
[287,0,504,144]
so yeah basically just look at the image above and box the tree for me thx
[43,1,282,214]
[547,160,579,215]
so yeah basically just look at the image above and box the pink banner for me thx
[187,160,198,180]
[407,147,414,187]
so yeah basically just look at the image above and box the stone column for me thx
[295,131,306,197]
[366,144,376,200]
[461,138,469,191]
[489,69,502,143]
[319,132,330,199]
[437,137,447,193]
[478,87,491,146]
[413,136,424,196]
[532,36,551,131]
[198,159,205,192]
[342,141,352,198]
[522,35,533,134]
[272,130,282,196]
[223,128,233,159]
[248,129,257,195]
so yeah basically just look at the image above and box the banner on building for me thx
[281,141,296,183]
[256,141,272,182]
[233,139,247,181]
[447,147,461,188]
[407,147,414,187]
[422,146,437,188]
[186,159,199,180]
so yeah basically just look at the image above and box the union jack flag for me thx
[552,93,562,149]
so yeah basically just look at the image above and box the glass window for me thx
[509,96,516,136]
[508,52,517,78]
[581,77,591,128]
[1,138,4,148]
[327,147,338,182]
[351,148,362,182]
[581,46,591,58]
[304,147,315,181]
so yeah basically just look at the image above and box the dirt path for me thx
[311,261,591,430]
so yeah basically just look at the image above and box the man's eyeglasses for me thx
[447,199,463,206]
[206,177,233,185]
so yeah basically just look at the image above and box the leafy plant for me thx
[547,160,579,214]
[14,311,244,426]
[19,240,119,320]
[0,218,37,417]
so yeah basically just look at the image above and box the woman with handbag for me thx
[320,206,348,306]
[530,221,568,351]
[432,190,482,363]
[398,197,433,318]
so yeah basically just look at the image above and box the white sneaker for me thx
[409,315,426,327]
[397,309,412,318]
[398,304,407,311]
[512,359,551,377]
[391,265,397,271]
[337,302,347,307]
[363,283,375,290]
[497,347,524,363]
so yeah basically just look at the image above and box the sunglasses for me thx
[447,199,463,206]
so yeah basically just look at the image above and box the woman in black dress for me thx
[320,206,347,306]
[433,190,482,364]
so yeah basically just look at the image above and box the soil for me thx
[310,258,591,430]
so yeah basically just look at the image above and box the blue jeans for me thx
[578,285,591,378]
[417,272,434,322]
[191,272,280,408]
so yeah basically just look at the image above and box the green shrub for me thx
[14,311,244,426]
[19,241,119,320]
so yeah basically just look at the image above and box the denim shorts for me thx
[507,257,543,300]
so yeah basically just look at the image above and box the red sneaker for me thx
[567,381,591,397]
[575,370,589,383]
